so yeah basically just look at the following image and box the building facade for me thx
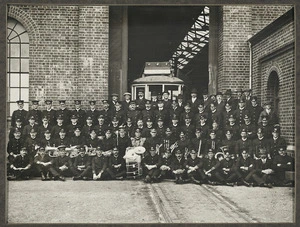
[6,5,295,145]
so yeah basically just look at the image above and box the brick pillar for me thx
[78,6,109,109]
[109,6,128,100]
[217,6,252,93]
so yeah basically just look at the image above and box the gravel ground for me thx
[7,179,295,224]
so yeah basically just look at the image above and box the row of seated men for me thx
[7,141,294,188]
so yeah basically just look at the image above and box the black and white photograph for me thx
[2,1,297,224]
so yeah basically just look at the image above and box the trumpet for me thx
[170,141,178,153]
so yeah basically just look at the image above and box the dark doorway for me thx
[127,6,209,95]
[267,71,280,113]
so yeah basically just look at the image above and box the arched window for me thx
[7,18,29,118]
[267,71,279,113]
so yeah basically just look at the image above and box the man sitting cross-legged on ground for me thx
[158,151,173,180]
[171,148,186,184]
[51,145,73,180]
[213,150,236,186]
[185,149,203,185]
[243,147,273,188]
[34,146,65,181]
[72,146,93,180]
[106,147,127,180]
[230,149,254,186]
[272,146,294,187]
[8,147,32,180]
[142,146,162,183]
[92,147,110,180]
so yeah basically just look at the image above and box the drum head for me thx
[134,146,146,155]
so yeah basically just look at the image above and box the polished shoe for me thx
[58,176,66,181]
[226,182,235,187]
[208,180,217,185]
[7,175,17,181]
[73,176,82,181]
[242,179,251,187]
[41,175,46,181]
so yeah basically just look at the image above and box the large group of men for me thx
[7,88,294,187]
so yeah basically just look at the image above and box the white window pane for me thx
[10,103,18,116]
[7,30,18,41]
[10,44,20,57]
[10,88,20,101]
[21,89,29,100]
[21,74,29,87]
[14,23,26,35]
[20,33,29,43]
[7,20,16,29]
[21,44,29,57]
[10,73,20,87]
[21,59,29,72]
[10,59,20,72]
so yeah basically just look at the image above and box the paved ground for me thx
[7,179,294,224]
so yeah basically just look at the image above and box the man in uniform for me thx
[185,149,203,184]
[258,101,279,126]
[38,116,52,138]
[26,100,42,125]
[51,115,66,139]
[234,98,249,127]
[7,147,32,180]
[72,146,93,180]
[11,100,28,127]
[94,114,108,140]
[222,102,234,129]
[272,146,294,186]
[24,128,39,158]
[56,100,71,126]
[231,149,254,185]
[142,100,155,123]
[42,100,56,126]
[142,146,162,183]
[72,100,86,128]
[240,114,257,140]
[52,145,73,179]
[252,127,270,159]
[144,128,162,155]
[171,149,186,184]
[81,116,94,138]
[112,101,126,125]
[34,146,65,181]
[150,91,159,110]
[92,147,110,180]
[7,128,24,165]
[23,116,39,139]
[181,113,195,139]
[224,89,237,110]
[9,118,24,140]
[268,126,287,159]
[70,128,86,147]
[66,114,81,137]
[54,129,70,147]
[99,100,112,125]
[135,89,147,111]
[189,128,206,158]
[249,96,263,125]
[169,98,183,125]
[86,100,100,126]
[154,100,169,125]
[225,114,240,141]
[235,129,253,157]
[40,129,56,148]
[107,147,127,180]
[117,126,131,157]
[127,100,142,125]
[202,89,211,112]
[244,148,273,187]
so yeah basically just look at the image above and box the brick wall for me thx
[78,6,109,109]
[216,5,292,95]
[251,6,293,35]
[251,20,294,145]
[217,6,252,93]
[7,5,109,111]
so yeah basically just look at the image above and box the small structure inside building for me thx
[131,61,184,100]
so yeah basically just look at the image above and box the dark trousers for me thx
[11,168,32,179]
[144,168,160,179]
[71,166,92,178]
[106,167,127,179]
[35,164,60,177]
[245,170,273,185]
[187,169,202,180]
[93,168,111,180]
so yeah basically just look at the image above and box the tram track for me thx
[147,181,259,223]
